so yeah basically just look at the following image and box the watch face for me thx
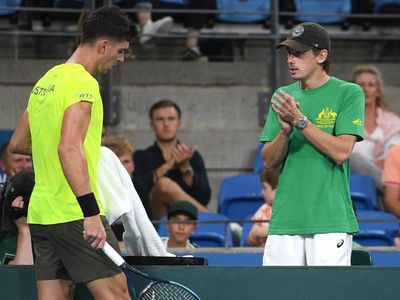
[296,116,308,130]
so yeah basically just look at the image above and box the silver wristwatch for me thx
[294,115,308,130]
[181,166,193,177]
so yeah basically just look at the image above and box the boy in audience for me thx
[247,168,280,247]
[161,200,198,248]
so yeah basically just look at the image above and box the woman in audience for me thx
[350,65,400,193]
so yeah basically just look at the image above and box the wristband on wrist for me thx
[76,192,100,217]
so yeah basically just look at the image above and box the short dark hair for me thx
[80,5,137,45]
[0,139,10,162]
[260,167,280,190]
[149,100,182,120]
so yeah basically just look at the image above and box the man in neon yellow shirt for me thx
[260,22,364,266]
[9,5,137,299]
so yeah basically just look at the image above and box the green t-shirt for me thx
[260,77,364,235]
[27,63,104,225]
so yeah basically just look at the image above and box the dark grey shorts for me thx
[29,216,122,283]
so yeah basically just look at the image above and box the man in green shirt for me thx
[9,5,137,299]
[260,22,364,266]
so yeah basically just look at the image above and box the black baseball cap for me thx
[277,22,331,52]
[168,201,198,220]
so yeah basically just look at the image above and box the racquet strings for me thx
[139,281,200,300]
[122,263,200,300]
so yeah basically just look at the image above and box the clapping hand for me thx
[271,90,301,134]
[172,143,198,169]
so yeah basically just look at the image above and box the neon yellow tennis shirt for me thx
[27,63,104,224]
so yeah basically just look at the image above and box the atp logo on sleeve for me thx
[316,108,337,128]
[75,92,94,102]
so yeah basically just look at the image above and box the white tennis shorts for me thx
[262,233,353,266]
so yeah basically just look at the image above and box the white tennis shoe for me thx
[140,16,174,44]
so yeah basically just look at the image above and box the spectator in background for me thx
[350,65,400,192]
[0,170,34,266]
[133,99,211,220]
[382,145,400,248]
[102,136,152,218]
[0,139,32,180]
[161,200,198,248]
[131,0,215,60]
[155,0,216,61]
[247,168,279,247]
[133,2,174,45]
[0,140,33,265]
[382,144,400,217]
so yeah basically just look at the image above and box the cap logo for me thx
[291,25,304,37]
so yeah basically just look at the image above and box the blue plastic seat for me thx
[350,173,379,211]
[218,173,264,219]
[53,0,84,8]
[239,219,253,247]
[158,212,233,247]
[216,0,270,23]
[157,0,187,5]
[293,0,351,24]
[373,0,400,13]
[354,210,399,246]
[253,143,264,174]
[0,0,22,16]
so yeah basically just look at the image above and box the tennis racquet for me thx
[102,242,201,300]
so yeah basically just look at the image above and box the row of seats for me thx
[1,0,400,25]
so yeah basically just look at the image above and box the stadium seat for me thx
[53,0,84,8]
[158,212,233,247]
[293,0,351,24]
[239,219,253,247]
[157,0,187,5]
[253,143,264,174]
[350,173,379,211]
[218,173,264,219]
[0,0,22,16]
[373,0,400,25]
[354,210,399,246]
[373,0,400,13]
[216,0,270,23]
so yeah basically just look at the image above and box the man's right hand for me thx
[83,215,106,249]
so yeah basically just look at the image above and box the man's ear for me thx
[97,39,109,55]
[316,49,328,64]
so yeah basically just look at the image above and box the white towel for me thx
[97,146,174,257]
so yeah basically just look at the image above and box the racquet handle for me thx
[102,242,125,267]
